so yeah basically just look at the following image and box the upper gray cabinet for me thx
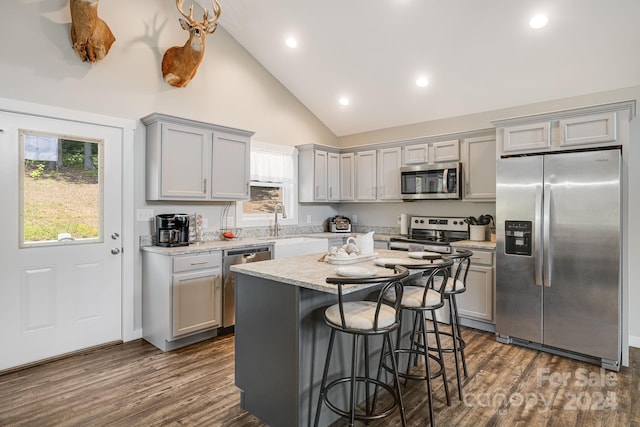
[402,139,460,165]
[298,145,342,202]
[461,134,496,201]
[494,102,635,156]
[143,113,252,201]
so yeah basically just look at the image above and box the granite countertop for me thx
[140,232,400,255]
[230,248,441,295]
[140,238,278,255]
[451,239,496,250]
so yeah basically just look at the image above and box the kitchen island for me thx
[231,249,423,427]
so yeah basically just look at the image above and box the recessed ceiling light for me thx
[285,37,298,48]
[416,76,429,88]
[529,14,548,29]
[338,97,350,106]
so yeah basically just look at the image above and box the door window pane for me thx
[20,131,103,247]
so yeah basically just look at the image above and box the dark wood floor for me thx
[0,327,638,426]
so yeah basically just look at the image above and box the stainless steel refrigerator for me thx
[495,148,622,370]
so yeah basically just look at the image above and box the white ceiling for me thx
[207,0,640,136]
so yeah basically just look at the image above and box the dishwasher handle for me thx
[225,246,272,257]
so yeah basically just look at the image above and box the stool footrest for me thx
[322,376,399,422]
[382,349,446,381]
[426,330,466,353]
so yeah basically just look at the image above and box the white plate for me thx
[334,266,376,277]
[325,253,378,265]
[374,258,414,267]
[408,251,441,259]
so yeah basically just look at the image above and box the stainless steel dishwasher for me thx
[222,246,272,327]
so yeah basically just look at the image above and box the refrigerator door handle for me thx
[543,183,552,287]
[535,184,543,286]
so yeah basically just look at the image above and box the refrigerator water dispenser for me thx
[505,221,532,256]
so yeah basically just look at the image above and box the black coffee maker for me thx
[155,214,190,247]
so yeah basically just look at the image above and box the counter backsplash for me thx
[139,224,402,248]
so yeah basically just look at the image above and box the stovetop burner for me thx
[389,216,469,253]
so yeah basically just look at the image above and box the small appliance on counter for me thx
[155,214,190,247]
[326,215,352,233]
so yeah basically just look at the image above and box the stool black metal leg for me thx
[430,311,451,407]
[349,334,359,426]
[385,332,407,427]
[420,312,436,427]
[314,328,336,427]
[452,295,468,377]
[364,335,371,417]
[449,297,463,400]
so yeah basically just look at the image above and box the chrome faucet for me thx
[274,203,287,238]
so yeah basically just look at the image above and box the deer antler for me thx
[202,0,222,28]
[175,0,195,23]
[162,0,222,87]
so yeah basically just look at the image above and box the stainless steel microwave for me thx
[400,162,462,200]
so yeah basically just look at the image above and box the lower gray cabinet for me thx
[454,246,495,330]
[143,250,222,351]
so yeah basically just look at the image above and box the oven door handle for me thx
[443,169,449,193]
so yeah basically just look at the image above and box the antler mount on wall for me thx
[69,0,115,63]
[162,0,222,88]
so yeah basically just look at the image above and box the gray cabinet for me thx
[402,139,459,165]
[298,145,342,202]
[462,134,496,201]
[377,146,402,201]
[143,113,252,201]
[452,246,495,332]
[355,149,377,201]
[339,153,355,201]
[142,250,222,351]
[327,152,341,201]
[493,102,634,156]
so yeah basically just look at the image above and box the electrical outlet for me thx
[307,214,311,224]
[353,214,358,223]
[201,218,208,229]
[136,209,154,221]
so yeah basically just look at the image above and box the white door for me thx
[0,111,122,371]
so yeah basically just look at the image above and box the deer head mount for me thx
[162,0,221,88]
[69,0,115,62]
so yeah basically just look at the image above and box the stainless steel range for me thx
[389,216,469,254]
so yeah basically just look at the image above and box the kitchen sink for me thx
[261,236,328,259]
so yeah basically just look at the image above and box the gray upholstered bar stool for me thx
[381,258,454,427]
[429,248,473,400]
[314,265,410,427]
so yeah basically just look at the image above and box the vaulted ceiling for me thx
[208,0,640,136]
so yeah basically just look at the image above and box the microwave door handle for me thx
[443,169,448,193]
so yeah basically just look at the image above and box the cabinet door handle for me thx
[203,178,207,194]
[190,261,210,266]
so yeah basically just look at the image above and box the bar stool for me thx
[429,248,473,400]
[314,265,410,427]
[381,258,454,427]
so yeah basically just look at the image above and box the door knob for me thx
[111,248,121,255]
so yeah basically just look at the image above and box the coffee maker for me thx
[155,214,190,247]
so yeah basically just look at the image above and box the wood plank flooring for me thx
[0,327,637,426]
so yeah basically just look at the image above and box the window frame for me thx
[235,143,298,229]
[19,129,104,248]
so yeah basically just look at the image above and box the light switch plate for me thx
[137,209,154,221]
